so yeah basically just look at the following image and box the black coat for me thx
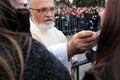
[0,35,71,80]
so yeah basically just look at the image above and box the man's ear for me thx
[30,11,34,19]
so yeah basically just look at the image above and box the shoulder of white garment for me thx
[48,43,68,59]
[48,43,71,74]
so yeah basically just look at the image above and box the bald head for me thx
[28,0,55,8]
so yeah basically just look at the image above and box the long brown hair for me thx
[95,0,120,62]
[0,0,31,80]
[90,0,120,80]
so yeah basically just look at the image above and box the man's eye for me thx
[39,8,47,12]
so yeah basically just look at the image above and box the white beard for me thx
[31,13,54,32]
[31,19,55,32]
[36,23,54,32]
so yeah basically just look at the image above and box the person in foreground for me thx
[28,0,97,73]
[82,0,120,80]
[0,0,71,80]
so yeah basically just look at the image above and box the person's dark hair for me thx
[83,0,120,80]
[95,0,120,65]
[0,0,31,80]
[0,0,20,32]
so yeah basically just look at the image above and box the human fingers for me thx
[81,32,97,43]
[67,31,97,57]
[75,40,96,52]
[74,30,94,39]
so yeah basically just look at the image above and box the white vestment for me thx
[30,19,71,73]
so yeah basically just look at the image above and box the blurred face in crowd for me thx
[29,0,55,25]
[9,0,23,8]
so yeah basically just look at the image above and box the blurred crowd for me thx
[54,6,105,34]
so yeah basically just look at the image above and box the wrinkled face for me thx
[29,0,55,25]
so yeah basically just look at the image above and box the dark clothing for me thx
[82,65,113,80]
[0,35,71,80]
[24,39,71,80]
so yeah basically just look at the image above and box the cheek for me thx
[33,12,44,24]
[52,14,55,19]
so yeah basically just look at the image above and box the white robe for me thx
[30,19,71,73]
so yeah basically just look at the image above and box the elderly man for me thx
[28,0,97,73]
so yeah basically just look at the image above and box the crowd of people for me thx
[55,6,104,34]
[0,0,120,80]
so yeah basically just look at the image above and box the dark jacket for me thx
[0,35,71,80]
[82,65,113,80]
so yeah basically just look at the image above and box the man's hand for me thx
[67,31,98,58]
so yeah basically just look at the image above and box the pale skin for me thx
[28,0,98,58]
[9,0,24,8]
[29,0,55,24]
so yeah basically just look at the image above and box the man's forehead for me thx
[30,0,54,8]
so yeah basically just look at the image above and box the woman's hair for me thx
[85,0,120,80]
[95,0,120,64]
[0,0,31,80]
[0,0,20,32]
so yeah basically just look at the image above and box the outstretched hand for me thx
[67,31,98,58]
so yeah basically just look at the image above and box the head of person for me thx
[9,0,24,8]
[0,0,30,33]
[0,0,31,80]
[28,0,55,31]
[88,0,120,79]
[0,1,19,33]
